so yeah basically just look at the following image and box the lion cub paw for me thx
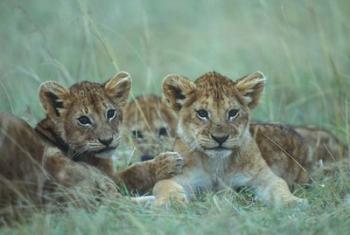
[153,194,188,208]
[283,196,309,208]
[153,152,184,180]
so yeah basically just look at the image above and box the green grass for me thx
[2,169,350,235]
[0,0,350,234]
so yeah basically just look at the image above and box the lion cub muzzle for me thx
[211,134,229,145]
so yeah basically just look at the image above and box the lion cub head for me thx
[123,95,177,161]
[163,71,265,158]
[38,71,131,158]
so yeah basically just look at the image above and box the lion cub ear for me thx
[39,81,70,118]
[235,71,266,109]
[104,71,131,107]
[162,74,196,111]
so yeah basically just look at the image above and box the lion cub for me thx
[152,71,307,207]
[35,71,183,193]
[0,72,183,216]
[123,95,177,161]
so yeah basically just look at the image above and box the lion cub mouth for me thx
[205,146,230,151]
[140,155,154,161]
[94,147,117,159]
[203,146,232,158]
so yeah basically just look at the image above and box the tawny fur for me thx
[293,126,348,165]
[249,123,310,186]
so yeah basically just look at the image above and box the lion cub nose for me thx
[211,135,229,145]
[98,137,113,146]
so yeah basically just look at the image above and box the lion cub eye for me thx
[159,127,168,137]
[228,109,239,121]
[196,109,209,120]
[132,130,143,139]
[77,116,92,126]
[106,109,117,121]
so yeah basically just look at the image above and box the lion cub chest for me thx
[175,155,242,195]
[206,157,229,189]
[205,156,249,190]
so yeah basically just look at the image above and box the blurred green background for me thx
[1,1,350,234]
[0,0,349,140]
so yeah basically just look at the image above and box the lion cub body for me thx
[0,112,114,220]
[153,71,306,207]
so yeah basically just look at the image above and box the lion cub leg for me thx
[152,179,188,206]
[248,164,308,207]
[46,150,121,197]
[43,148,98,188]
[115,152,184,194]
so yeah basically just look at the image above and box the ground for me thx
[0,0,349,234]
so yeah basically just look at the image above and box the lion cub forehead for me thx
[69,82,108,100]
[194,71,239,99]
[128,96,166,117]
[65,81,112,112]
[69,81,104,95]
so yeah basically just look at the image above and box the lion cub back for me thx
[0,113,47,217]
[294,126,349,166]
[250,123,310,185]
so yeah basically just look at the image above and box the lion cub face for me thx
[38,72,131,158]
[163,71,265,158]
[123,95,177,161]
